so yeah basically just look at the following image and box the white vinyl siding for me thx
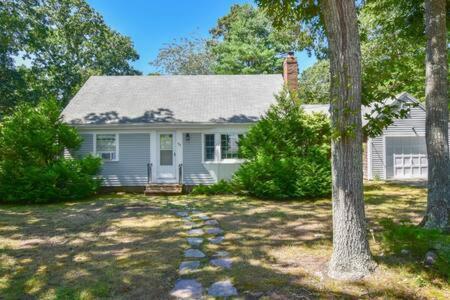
[101,133,151,186]
[68,133,94,159]
[183,133,216,185]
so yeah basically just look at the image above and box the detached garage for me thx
[386,136,427,179]
[366,93,448,180]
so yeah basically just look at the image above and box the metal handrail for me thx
[147,163,152,183]
[178,163,183,184]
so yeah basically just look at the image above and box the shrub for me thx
[191,180,235,195]
[0,99,102,203]
[232,90,331,199]
[380,219,450,278]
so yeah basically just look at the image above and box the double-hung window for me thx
[96,134,118,161]
[204,134,215,161]
[220,134,243,159]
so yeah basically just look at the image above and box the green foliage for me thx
[360,0,427,103]
[233,90,331,199]
[0,99,102,203]
[151,4,308,75]
[298,59,330,104]
[209,4,306,74]
[191,180,235,195]
[380,219,450,279]
[150,35,215,75]
[1,0,140,114]
[257,0,450,136]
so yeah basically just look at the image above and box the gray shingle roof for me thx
[62,75,284,125]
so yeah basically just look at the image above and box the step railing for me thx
[147,163,152,183]
[178,163,183,184]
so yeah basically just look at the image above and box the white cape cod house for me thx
[62,55,441,192]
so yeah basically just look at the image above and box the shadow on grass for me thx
[0,197,184,299]
[0,183,444,299]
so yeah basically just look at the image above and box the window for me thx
[96,134,117,161]
[204,134,215,161]
[221,134,243,159]
[159,134,173,166]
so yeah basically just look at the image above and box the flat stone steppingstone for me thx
[197,214,210,221]
[210,258,232,269]
[182,216,192,221]
[208,236,224,244]
[176,211,189,217]
[184,249,206,258]
[206,227,223,235]
[187,229,204,236]
[208,280,238,297]
[204,219,219,226]
[187,237,204,247]
[213,250,229,257]
[170,279,203,299]
[179,261,201,274]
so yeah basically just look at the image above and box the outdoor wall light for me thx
[185,133,190,142]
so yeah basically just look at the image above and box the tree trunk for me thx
[423,0,449,229]
[320,0,375,280]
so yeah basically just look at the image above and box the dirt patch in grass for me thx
[0,183,448,299]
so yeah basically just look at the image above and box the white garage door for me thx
[393,153,427,179]
[385,136,428,179]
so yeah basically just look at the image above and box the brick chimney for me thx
[283,52,298,94]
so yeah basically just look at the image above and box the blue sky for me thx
[86,0,317,74]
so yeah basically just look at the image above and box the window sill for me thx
[203,159,245,164]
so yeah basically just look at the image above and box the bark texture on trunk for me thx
[321,0,375,280]
[423,0,449,229]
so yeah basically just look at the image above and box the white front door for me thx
[156,133,177,182]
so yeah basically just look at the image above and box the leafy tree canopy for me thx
[209,4,307,74]
[150,35,215,75]
[298,59,330,104]
[150,4,310,75]
[0,0,140,114]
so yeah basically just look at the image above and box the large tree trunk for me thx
[320,0,375,280]
[423,0,449,229]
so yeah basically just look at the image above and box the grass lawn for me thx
[0,182,448,299]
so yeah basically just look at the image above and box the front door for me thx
[156,133,176,182]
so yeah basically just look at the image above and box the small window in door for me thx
[160,134,173,166]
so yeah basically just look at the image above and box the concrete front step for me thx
[144,183,183,195]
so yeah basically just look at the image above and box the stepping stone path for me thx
[170,209,238,299]
[186,237,203,247]
[208,280,238,297]
[210,258,232,269]
[205,219,219,226]
[187,229,204,236]
[206,227,223,235]
[184,249,206,258]
[208,236,224,244]
[179,261,201,274]
[170,279,203,299]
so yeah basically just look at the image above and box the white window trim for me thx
[201,132,246,164]
[93,133,120,162]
